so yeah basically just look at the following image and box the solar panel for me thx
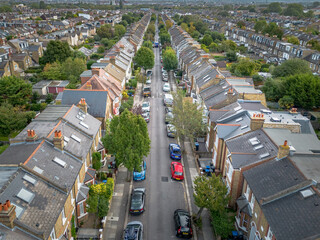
[17,188,34,203]
[23,174,37,185]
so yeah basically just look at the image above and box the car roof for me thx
[172,162,183,170]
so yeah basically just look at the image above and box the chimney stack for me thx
[289,107,298,115]
[78,98,88,114]
[91,68,100,76]
[250,113,265,131]
[109,56,116,65]
[0,200,16,228]
[53,130,64,150]
[277,140,290,159]
[26,129,38,142]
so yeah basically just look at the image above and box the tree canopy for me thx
[267,2,282,13]
[101,109,150,178]
[193,175,229,217]
[272,58,311,78]
[287,36,300,45]
[0,76,32,106]
[162,47,178,71]
[134,46,154,70]
[172,90,205,146]
[142,41,153,50]
[283,3,304,17]
[230,58,261,77]
[40,40,71,64]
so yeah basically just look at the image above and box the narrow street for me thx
[125,25,191,239]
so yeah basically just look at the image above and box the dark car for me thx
[143,87,151,97]
[129,188,146,215]
[169,143,181,160]
[123,221,143,240]
[166,124,176,138]
[174,209,193,238]
[165,106,173,113]
[165,112,174,124]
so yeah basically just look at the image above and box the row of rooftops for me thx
[164,14,320,240]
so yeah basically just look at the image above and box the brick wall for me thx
[263,122,301,133]
[242,93,267,107]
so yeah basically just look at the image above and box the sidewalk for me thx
[103,166,129,240]
[183,140,216,240]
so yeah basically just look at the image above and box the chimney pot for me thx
[3,203,8,211]
[0,203,2,211]
[27,129,31,137]
[6,200,10,208]
[284,140,287,146]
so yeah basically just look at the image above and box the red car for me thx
[171,162,184,181]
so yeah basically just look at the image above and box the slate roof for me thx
[24,141,82,191]
[264,128,320,153]
[62,105,101,137]
[0,167,18,189]
[84,168,96,183]
[61,89,108,118]
[76,184,89,203]
[0,167,67,240]
[290,154,320,184]
[226,129,278,169]
[0,224,38,240]
[0,142,41,166]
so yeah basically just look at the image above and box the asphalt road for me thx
[126,27,189,239]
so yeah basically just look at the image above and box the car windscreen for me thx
[144,87,151,91]
[142,103,149,107]
[173,149,181,154]
[175,171,183,176]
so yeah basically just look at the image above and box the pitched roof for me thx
[61,90,109,118]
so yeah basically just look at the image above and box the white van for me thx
[163,94,173,106]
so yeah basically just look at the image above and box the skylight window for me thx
[53,157,67,168]
[254,145,264,151]
[234,106,242,111]
[12,204,24,218]
[241,125,248,130]
[71,134,81,143]
[17,188,34,203]
[80,121,89,129]
[235,117,243,122]
[300,188,314,198]
[259,152,270,159]
[249,137,260,146]
[33,166,43,174]
[23,174,37,185]
[76,115,84,121]
[64,136,70,143]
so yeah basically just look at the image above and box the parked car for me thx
[171,162,184,181]
[174,209,192,238]
[142,101,150,112]
[165,106,173,113]
[143,86,151,97]
[129,188,146,215]
[164,93,173,106]
[141,112,150,123]
[133,160,147,181]
[123,221,144,240]
[163,83,171,92]
[165,112,174,124]
[169,143,181,160]
[146,78,151,85]
[146,70,152,77]
[162,76,168,82]
[166,124,176,138]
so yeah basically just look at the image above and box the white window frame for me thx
[266,227,273,240]
[77,175,81,190]
[245,184,250,200]
[61,208,67,225]
[249,194,255,211]
[50,228,56,240]
[70,189,75,205]
[79,202,85,216]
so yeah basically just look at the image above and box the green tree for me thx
[40,40,71,64]
[272,58,311,78]
[262,78,284,102]
[92,152,102,170]
[42,62,64,80]
[142,41,153,50]
[101,109,150,180]
[211,210,235,239]
[287,36,300,45]
[193,175,229,218]
[96,24,113,39]
[171,90,205,148]
[0,103,35,135]
[226,51,238,62]
[191,31,200,39]
[283,3,304,17]
[237,21,245,29]
[220,40,237,52]
[267,2,282,13]
[39,0,46,9]
[114,24,126,38]
[283,73,320,109]
[230,58,261,76]
[45,94,53,104]
[87,60,96,69]
[254,20,267,33]
[0,76,32,106]
[278,95,294,109]
[61,57,87,85]
[159,32,171,45]
[134,46,154,72]
[202,34,213,46]
[97,46,105,54]
[163,47,178,71]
